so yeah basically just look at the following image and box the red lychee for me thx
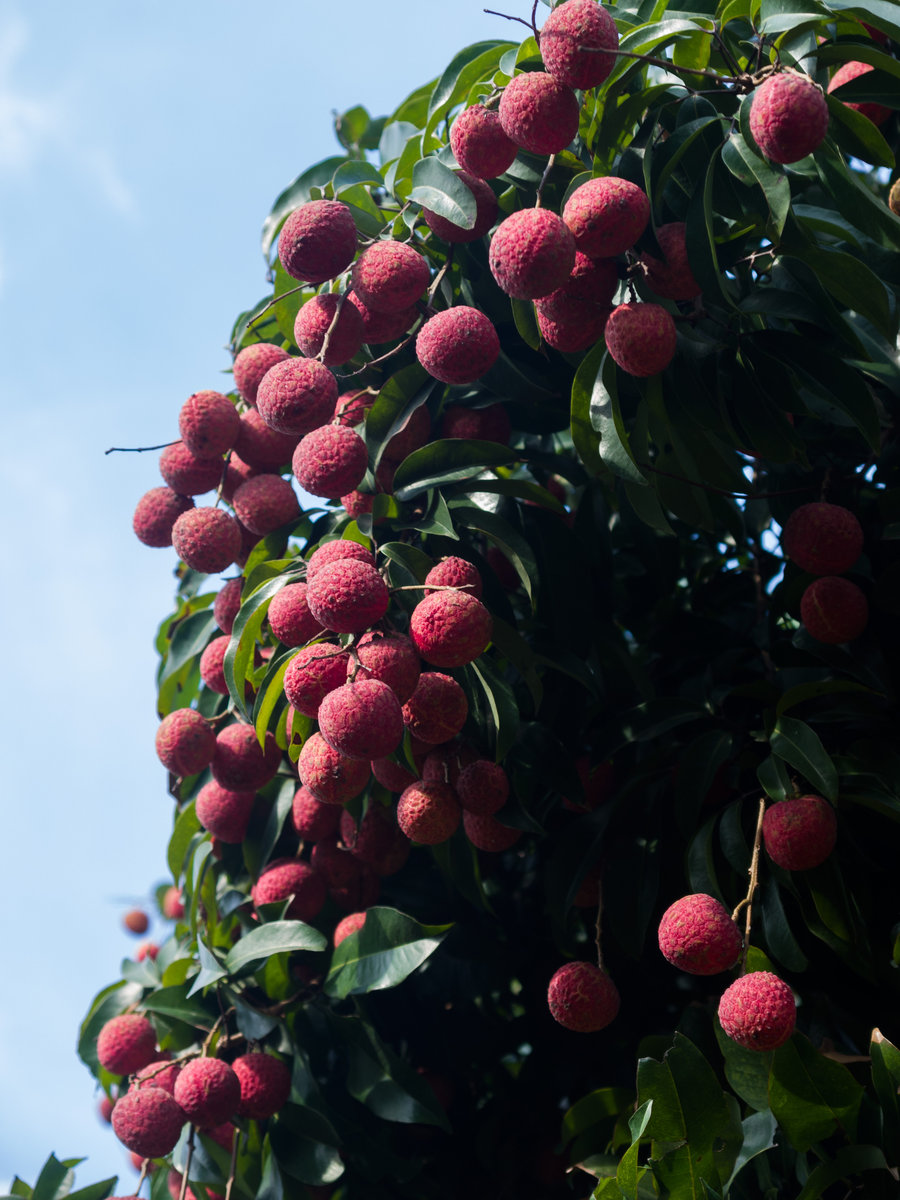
[450,104,519,179]
[397,780,461,844]
[547,962,620,1032]
[199,635,230,695]
[178,391,240,459]
[256,356,338,437]
[371,754,419,793]
[384,402,432,461]
[98,1093,116,1123]
[159,442,223,496]
[283,642,351,717]
[351,240,430,312]
[318,678,405,760]
[540,0,619,89]
[341,802,410,875]
[268,581,324,647]
[641,223,701,301]
[291,784,343,840]
[213,576,243,635]
[781,502,863,576]
[498,72,581,155]
[463,810,522,852]
[354,630,421,703]
[306,558,390,633]
[135,941,159,962]
[293,424,368,499]
[97,1014,158,1075]
[252,857,327,921]
[422,171,499,243]
[294,293,366,365]
[133,487,194,549]
[334,388,376,427]
[161,886,184,921]
[233,408,300,470]
[439,402,511,444]
[232,474,301,536]
[278,199,358,284]
[232,343,290,407]
[604,302,677,376]
[718,971,796,1050]
[563,177,650,258]
[410,590,492,667]
[211,723,281,791]
[748,71,829,164]
[123,908,149,935]
[416,307,501,384]
[762,795,837,870]
[456,760,508,815]
[171,507,242,574]
[657,893,743,975]
[535,290,609,352]
[221,452,259,503]
[402,672,468,744]
[195,779,255,843]
[298,731,372,804]
[422,740,475,788]
[425,556,483,599]
[111,1087,185,1158]
[800,576,868,643]
[131,1058,181,1096]
[173,1057,241,1128]
[232,1052,292,1120]
[334,911,367,945]
[311,839,380,910]
[489,208,576,300]
[155,708,216,777]
[829,61,892,125]
[347,292,420,343]
[306,538,376,580]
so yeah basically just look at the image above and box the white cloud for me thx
[0,13,60,173]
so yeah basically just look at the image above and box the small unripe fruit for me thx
[657,893,743,975]
[604,302,677,376]
[718,971,796,1050]
[762,795,837,870]
[155,708,216,777]
[278,200,358,284]
[781,502,863,576]
[547,962,620,1032]
[489,208,576,300]
[563,177,650,258]
[800,576,868,643]
[748,72,829,164]
[450,105,519,179]
[174,1058,241,1128]
[416,307,500,384]
[498,72,581,155]
[232,1053,292,1120]
[540,0,619,89]
[97,1014,158,1075]
[111,1087,185,1158]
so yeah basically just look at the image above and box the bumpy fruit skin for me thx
[498,71,581,155]
[334,911,367,945]
[536,290,610,352]
[195,780,255,843]
[317,679,405,760]
[828,60,891,126]
[252,858,327,920]
[256,357,339,437]
[232,474,300,536]
[278,200,358,283]
[425,556,483,599]
[268,582,324,647]
[171,507,242,574]
[416,307,501,384]
[440,402,511,444]
[748,72,829,163]
[159,442,223,496]
[658,894,743,975]
[211,724,281,791]
[292,784,343,840]
[133,487,194,548]
[540,0,619,89]
[423,171,499,242]
[355,630,421,703]
[463,810,522,852]
[178,391,239,459]
[312,840,380,910]
[800,576,868,643]
[131,1058,180,1095]
[450,105,519,179]
[233,343,290,406]
[294,293,366,365]
[174,1058,241,1128]
[342,804,410,875]
[718,971,796,1050]
[232,1053,292,1120]
[306,538,376,580]
[397,781,461,844]
[155,708,216,776]
[293,424,368,499]
[762,795,837,870]
[283,643,350,717]
[298,731,371,804]
[213,576,243,635]
[604,302,677,376]
[97,1014,158,1075]
[112,1087,185,1158]
[234,409,300,470]
[334,388,375,427]
[402,672,469,744]
[457,760,508,815]
[306,559,390,633]
[410,589,493,668]
[641,223,701,301]
[489,208,576,300]
[563,177,650,258]
[351,240,430,312]
[781,502,863,575]
[348,292,419,343]
[547,962,620,1032]
[890,178,900,216]
[371,755,419,793]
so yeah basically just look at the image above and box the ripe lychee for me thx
[232,343,290,407]
[422,172,499,243]
[195,779,256,843]
[351,240,430,313]
[123,908,149,935]
[371,754,419,793]
[268,582,324,647]
[347,292,419,343]
[498,72,581,155]
[199,635,230,695]
[416,307,501,384]
[354,630,421,703]
[657,893,743,975]
[98,1093,116,1123]
[133,488,194,549]
[762,795,837,870]
[159,442,223,496]
[341,802,410,875]
[171,507,242,574]
[489,208,576,300]
[298,731,371,804]
[535,290,610,352]
[213,576,243,634]
[604,302,677,376]
[562,177,650,258]
[283,642,351,716]
[155,708,216,777]
[397,780,461,844]
[291,784,343,840]
[718,971,796,1050]
[252,858,327,921]
[97,1014,158,1075]
[463,810,522,852]
[306,538,376,580]
[450,104,519,179]
[384,402,432,461]
[232,474,301,536]
[173,1058,241,1128]
[334,388,376,427]
[178,391,240,459]
[422,740,475,787]
[425,556,483,599]
[221,452,258,503]
[293,293,366,365]
[111,1087,185,1158]
[211,723,281,791]
[334,911,367,945]
[293,424,368,499]
[540,0,619,89]
[161,886,184,921]
[781,502,863,576]
[410,590,492,668]
[131,1058,181,1096]
[800,576,868,644]
[456,760,508,815]
[748,71,829,164]
[439,402,511,444]
[402,672,469,744]
[306,558,390,633]
[317,678,404,760]
[232,1052,292,1120]
[547,962,620,1032]
[135,941,159,962]
[256,357,338,437]
[829,61,893,125]
[233,409,300,470]
[278,199,358,284]
[311,840,380,910]
[641,223,701,301]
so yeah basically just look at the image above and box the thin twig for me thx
[637,461,814,500]
[105,440,179,456]
[535,154,556,208]
[317,293,348,365]
[594,876,605,971]
[224,1128,240,1200]
[731,797,766,973]
[178,1128,195,1200]
[235,285,306,348]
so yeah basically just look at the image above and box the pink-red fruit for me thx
[232,1053,292,1120]
[279,200,358,283]
[828,61,892,126]
[232,343,290,406]
[781,502,863,576]
[133,488,194,549]
[252,858,327,921]
[171,507,241,574]
[718,971,796,1050]
[294,294,365,365]
[111,1087,186,1158]
[563,177,650,258]
[293,424,368,499]
[410,590,492,668]
[416,307,501,384]
[489,208,576,300]
[97,1014,158,1075]
[604,302,677,376]
[657,893,743,975]
[540,0,619,89]
[178,391,239,459]
[397,781,461,844]
[306,559,390,633]
[547,962,620,1032]
[498,72,581,156]
[256,357,338,437]
[155,708,216,777]
[748,72,829,164]
[800,576,868,644]
[641,223,701,301]
[174,1058,241,1128]
[317,679,404,760]
[351,240,430,312]
[762,795,837,870]
[450,105,518,179]
[423,172,498,242]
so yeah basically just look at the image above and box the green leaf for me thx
[141,983,218,1029]
[725,1110,777,1189]
[225,919,327,973]
[462,655,521,762]
[30,1156,75,1200]
[715,1017,774,1112]
[590,350,647,485]
[225,574,298,719]
[269,1103,343,1186]
[187,938,228,996]
[392,438,517,500]
[64,1182,116,1200]
[426,41,516,128]
[870,1029,900,1163]
[571,340,606,478]
[331,158,385,196]
[794,245,894,339]
[825,92,895,168]
[757,753,792,802]
[723,128,791,237]
[158,610,217,685]
[768,1034,864,1150]
[365,364,438,473]
[167,802,202,881]
[449,501,538,607]
[796,1145,892,1200]
[323,906,452,998]
[770,716,838,800]
[410,157,477,228]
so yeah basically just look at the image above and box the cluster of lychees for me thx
[781,500,868,644]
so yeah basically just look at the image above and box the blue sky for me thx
[0,0,506,1186]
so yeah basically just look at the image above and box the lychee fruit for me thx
[311,839,380,910]
[318,678,405,760]
[131,1058,181,1096]
[641,223,701,301]
[422,171,499,242]
[256,356,339,437]
[161,886,185,921]
[173,1057,241,1128]
[199,635,230,695]
[498,71,581,155]
[354,630,421,703]
[232,342,290,407]
[463,810,522,852]
[425,556,483,599]
[221,452,259,503]
[291,784,343,840]
[402,672,468,744]
[123,908,149,935]
[371,754,419,793]
[410,590,493,667]
[334,388,376,427]
[305,558,390,633]
[416,307,501,384]
[334,911,367,945]
[657,893,743,975]
[535,290,610,352]
[439,402,512,444]
[489,208,576,300]
[604,302,677,376]
[540,0,619,89]
[547,962,620,1032]
[293,424,368,499]
[800,576,868,643]
[178,391,240,459]
[195,779,256,843]
[456,760,508,815]
[213,577,243,634]
[135,941,159,962]
[133,488,195,549]
[748,71,829,163]
[347,292,420,343]
[232,474,301,536]
[278,199,358,284]
[351,240,430,312]
[341,802,410,875]
[111,1087,186,1158]
[562,176,650,258]
[283,642,351,717]
[781,502,863,575]
[211,723,281,791]
[155,708,216,777]
[450,104,519,179]
[98,1093,116,1123]
[252,857,327,921]
[762,795,837,870]
[306,538,376,580]
[384,402,432,461]
[233,408,300,470]
[294,293,366,365]
[232,1052,292,1120]
[159,442,223,496]
[171,507,242,574]
[298,731,372,804]
[830,59,893,126]
[97,1014,158,1075]
[718,971,796,1050]
[268,581,324,647]
[397,780,461,844]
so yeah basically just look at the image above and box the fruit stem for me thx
[535,155,556,209]
[104,440,179,456]
[427,250,455,305]
[179,1128,195,1200]
[483,7,538,35]
[237,284,306,349]
[731,796,766,973]
[594,876,605,971]
[224,1128,241,1200]
[317,293,349,365]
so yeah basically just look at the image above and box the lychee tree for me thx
[8,1,900,1198]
